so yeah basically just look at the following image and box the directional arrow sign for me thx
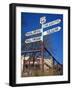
[43,26,61,36]
[43,19,61,28]
[25,29,41,36]
[25,36,41,43]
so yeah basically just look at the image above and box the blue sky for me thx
[21,12,63,64]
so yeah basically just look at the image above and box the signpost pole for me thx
[41,24,44,72]
[40,16,46,72]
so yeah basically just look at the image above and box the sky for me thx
[21,12,63,64]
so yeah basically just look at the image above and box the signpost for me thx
[40,16,46,72]
[24,16,62,72]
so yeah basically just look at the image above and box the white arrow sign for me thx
[43,26,61,36]
[25,36,41,43]
[25,29,41,36]
[43,19,61,28]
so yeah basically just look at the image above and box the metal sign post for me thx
[40,16,46,72]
